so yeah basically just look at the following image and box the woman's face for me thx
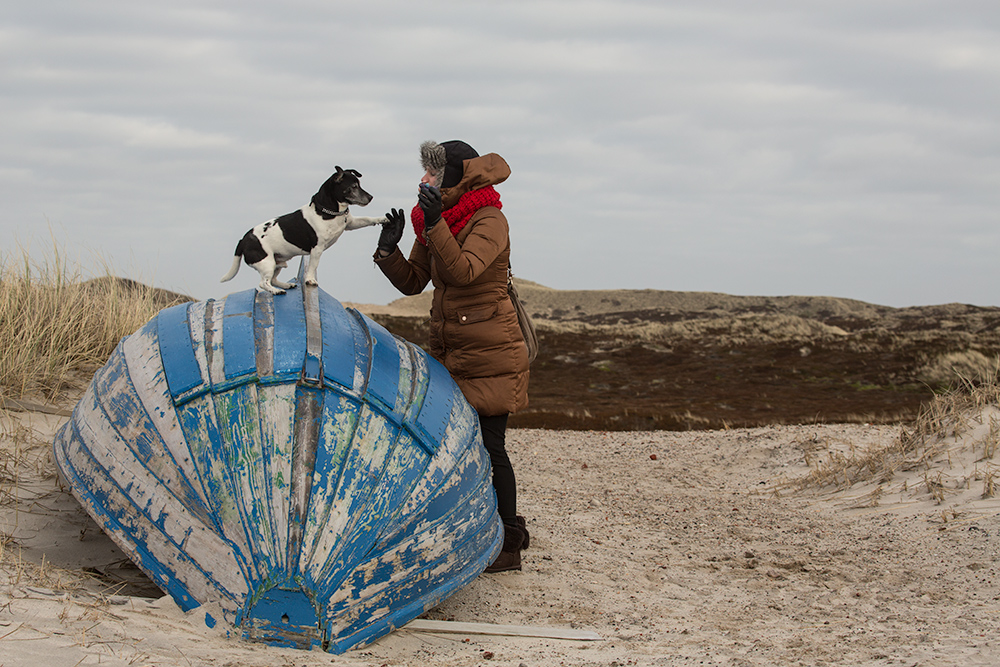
[421,169,439,188]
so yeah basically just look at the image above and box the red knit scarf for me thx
[411,186,502,245]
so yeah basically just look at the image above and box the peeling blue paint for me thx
[222,289,256,381]
[157,303,208,402]
[53,276,503,654]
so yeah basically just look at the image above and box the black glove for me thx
[378,208,405,253]
[418,184,443,230]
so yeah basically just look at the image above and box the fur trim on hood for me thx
[420,141,447,187]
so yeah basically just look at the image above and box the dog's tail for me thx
[220,245,243,283]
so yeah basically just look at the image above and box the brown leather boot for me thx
[516,515,529,549]
[485,522,525,573]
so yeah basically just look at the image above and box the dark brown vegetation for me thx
[367,283,1000,431]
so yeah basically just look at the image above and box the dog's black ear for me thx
[348,169,362,179]
[333,166,344,182]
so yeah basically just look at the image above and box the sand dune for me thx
[3,395,1000,665]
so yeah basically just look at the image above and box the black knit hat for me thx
[440,140,479,188]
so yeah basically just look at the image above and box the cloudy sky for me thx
[3,1,999,307]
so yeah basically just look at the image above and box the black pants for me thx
[479,413,516,521]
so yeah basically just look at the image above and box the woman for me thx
[375,140,530,573]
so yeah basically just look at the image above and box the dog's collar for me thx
[318,206,349,219]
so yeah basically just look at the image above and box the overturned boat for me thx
[52,279,502,653]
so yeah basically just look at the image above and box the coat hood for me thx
[441,153,511,210]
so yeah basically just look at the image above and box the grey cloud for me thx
[2,1,999,306]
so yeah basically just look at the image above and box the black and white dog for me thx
[220,167,387,294]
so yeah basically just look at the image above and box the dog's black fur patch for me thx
[236,231,267,265]
[276,210,319,252]
[311,168,366,219]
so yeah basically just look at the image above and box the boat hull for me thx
[53,282,502,653]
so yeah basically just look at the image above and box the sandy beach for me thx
[4,398,1000,666]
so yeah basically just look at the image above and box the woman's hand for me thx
[378,208,405,254]
[418,184,443,229]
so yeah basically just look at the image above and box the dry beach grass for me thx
[2,258,1000,665]
[0,244,188,404]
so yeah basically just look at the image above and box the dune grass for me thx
[786,365,1000,496]
[0,242,181,403]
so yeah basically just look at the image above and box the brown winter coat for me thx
[375,153,529,416]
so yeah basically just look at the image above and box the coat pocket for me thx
[456,302,498,325]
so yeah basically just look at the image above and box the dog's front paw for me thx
[305,279,319,286]
[258,281,290,295]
